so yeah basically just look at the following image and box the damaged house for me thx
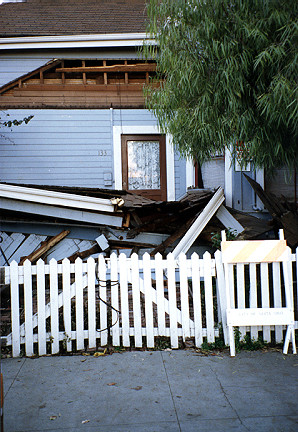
[0,0,297,264]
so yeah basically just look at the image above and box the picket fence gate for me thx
[2,250,297,358]
[2,252,220,357]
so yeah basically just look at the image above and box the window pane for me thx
[127,140,160,190]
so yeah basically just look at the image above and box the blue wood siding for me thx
[0,109,113,187]
[0,108,187,197]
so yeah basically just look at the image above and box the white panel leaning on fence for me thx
[4,251,219,357]
[215,229,296,357]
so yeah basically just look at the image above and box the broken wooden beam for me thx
[19,230,70,265]
[56,63,156,74]
[244,174,298,247]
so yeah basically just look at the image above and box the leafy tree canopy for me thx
[144,0,297,172]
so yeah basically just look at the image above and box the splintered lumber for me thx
[19,230,70,265]
[56,63,156,73]
[244,174,298,247]
[67,244,100,262]
[150,214,198,256]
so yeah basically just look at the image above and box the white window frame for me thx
[113,125,175,201]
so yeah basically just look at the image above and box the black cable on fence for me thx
[95,279,120,333]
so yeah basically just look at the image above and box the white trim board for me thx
[113,125,175,201]
[0,33,155,50]
[172,187,225,258]
[0,183,115,213]
[0,198,123,227]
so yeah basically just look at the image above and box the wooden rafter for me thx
[0,59,61,94]
[56,63,156,73]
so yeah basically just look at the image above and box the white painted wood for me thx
[10,261,20,357]
[272,262,283,343]
[0,198,123,228]
[119,254,130,347]
[215,205,244,234]
[87,257,96,349]
[186,158,195,189]
[227,308,294,326]
[214,250,229,345]
[98,254,108,346]
[62,258,72,352]
[260,263,271,342]
[49,259,59,354]
[236,263,246,339]
[113,125,175,201]
[110,252,120,346]
[155,253,166,336]
[143,253,154,348]
[131,253,142,348]
[0,183,115,213]
[37,259,46,355]
[179,253,190,340]
[204,252,215,343]
[0,32,150,50]
[23,260,33,356]
[191,253,203,347]
[167,253,178,348]
[75,258,84,351]
[172,187,225,257]
[249,263,259,341]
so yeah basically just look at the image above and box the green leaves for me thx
[144,0,297,173]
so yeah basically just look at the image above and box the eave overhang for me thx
[0,32,156,50]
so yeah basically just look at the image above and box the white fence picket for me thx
[98,254,108,346]
[143,253,154,348]
[179,253,190,341]
[131,253,142,348]
[167,253,178,349]
[37,259,46,355]
[203,252,215,343]
[75,258,84,351]
[119,254,130,347]
[155,253,166,336]
[50,259,59,354]
[191,253,203,347]
[10,261,20,357]
[62,258,72,352]
[24,260,33,356]
[110,253,120,346]
[87,257,96,349]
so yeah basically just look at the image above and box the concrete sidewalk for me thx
[2,350,298,432]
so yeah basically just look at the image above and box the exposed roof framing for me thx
[0,58,158,109]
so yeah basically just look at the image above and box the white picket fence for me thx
[2,252,220,357]
[1,250,297,357]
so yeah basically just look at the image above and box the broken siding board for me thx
[45,238,83,263]
[0,233,26,265]
[19,230,70,265]
[9,234,46,264]
[215,205,244,234]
